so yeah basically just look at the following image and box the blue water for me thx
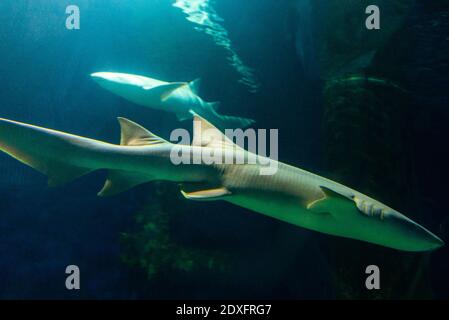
[0,0,447,299]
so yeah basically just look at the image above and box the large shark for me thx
[91,72,255,129]
[0,115,444,252]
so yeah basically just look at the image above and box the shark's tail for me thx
[201,102,255,129]
[0,117,101,187]
[213,114,256,129]
[0,117,170,195]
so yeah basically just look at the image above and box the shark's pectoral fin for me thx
[143,82,187,101]
[308,186,386,219]
[98,170,153,197]
[307,186,354,213]
[181,185,231,201]
[319,186,387,218]
[319,186,353,201]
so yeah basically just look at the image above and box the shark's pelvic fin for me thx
[118,117,168,146]
[189,78,201,95]
[181,187,231,201]
[143,82,187,101]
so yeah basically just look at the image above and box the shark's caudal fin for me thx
[176,104,255,129]
[216,114,256,129]
[0,117,170,195]
[0,118,100,187]
[201,102,256,129]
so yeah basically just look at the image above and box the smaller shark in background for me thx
[91,72,255,129]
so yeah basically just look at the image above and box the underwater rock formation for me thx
[313,0,415,79]
[323,78,434,299]
[312,0,444,299]
[120,183,230,281]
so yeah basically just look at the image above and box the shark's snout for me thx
[91,72,146,87]
[91,72,122,84]
[387,211,444,251]
[91,72,109,80]
[90,72,148,99]
[90,72,105,79]
[91,73,120,90]
[90,72,166,108]
[91,71,174,92]
[410,223,444,251]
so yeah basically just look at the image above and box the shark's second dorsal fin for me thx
[192,114,242,151]
[118,117,168,146]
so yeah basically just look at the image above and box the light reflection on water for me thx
[173,0,260,93]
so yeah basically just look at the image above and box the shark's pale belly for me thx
[222,162,327,201]
[220,161,328,225]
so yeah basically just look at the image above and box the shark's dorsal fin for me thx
[118,117,168,146]
[192,114,242,151]
[189,78,201,95]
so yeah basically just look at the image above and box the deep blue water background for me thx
[0,0,447,299]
